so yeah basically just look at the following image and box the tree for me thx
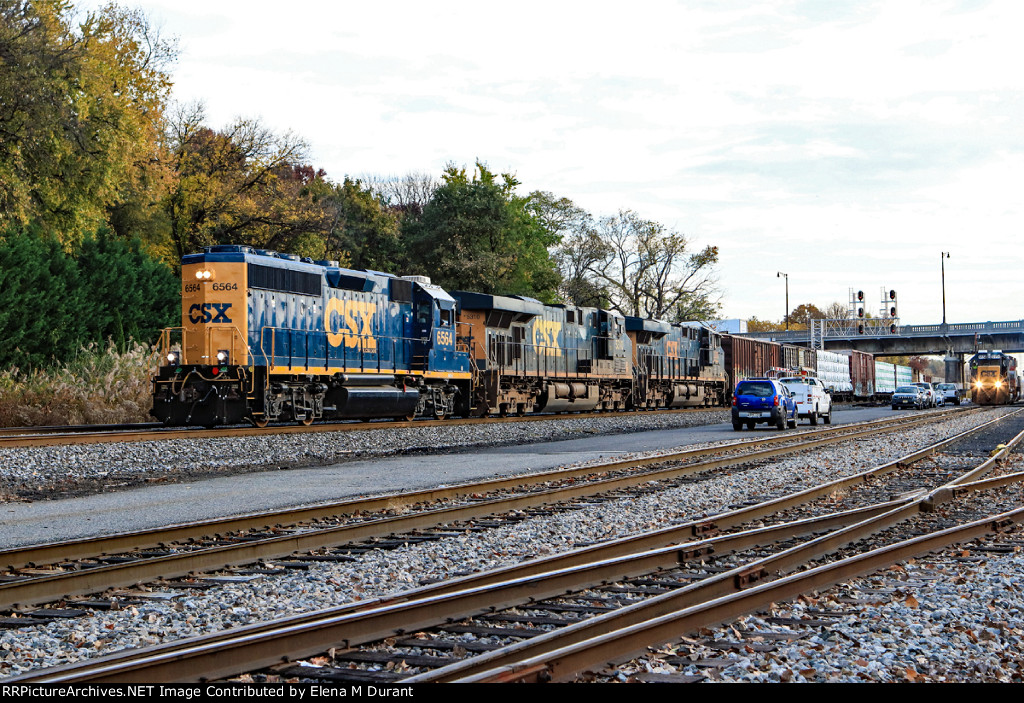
[824,301,850,320]
[161,103,332,261]
[407,162,560,300]
[746,316,785,332]
[0,1,177,244]
[0,224,84,368]
[323,177,401,272]
[534,192,607,307]
[788,303,825,328]
[585,210,720,321]
[75,229,178,347]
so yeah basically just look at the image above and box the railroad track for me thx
[6,406,1021,683]
[0,408,974,613]
[0,406,722,448]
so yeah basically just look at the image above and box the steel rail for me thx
[9,499,913,684]
[464,502,1024,683]
[449,425,1024,682]
[0,406,729,448]
[9,411,1016,683]
[0,410,986,610]
[1,407,973,571]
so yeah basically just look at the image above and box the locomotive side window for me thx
[416,301,431,325]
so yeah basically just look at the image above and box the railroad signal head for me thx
[889,289,896,300]
[889,324,897,334]
[858,324,865,334]
[857,290,864,301]
[890,306,897,317]
[858,307,864,318]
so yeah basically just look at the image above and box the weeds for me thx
[0,342,158,426]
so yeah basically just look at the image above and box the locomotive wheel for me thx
[434,411,446,421]
[516,404,527,417]
[251,417,270,428]
[300,415,314,426]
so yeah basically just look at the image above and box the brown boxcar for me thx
[837,349,875,399]
[722,334,781,390]
[781,344,800,371]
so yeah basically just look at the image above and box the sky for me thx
[81,0,1024,325]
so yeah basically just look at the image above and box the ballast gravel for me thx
[0,407,1021,681]
[0,409,730,501]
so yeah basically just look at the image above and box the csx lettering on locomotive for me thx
[534,319,563,356]
[188,303,233,324]
[325,298,378,351]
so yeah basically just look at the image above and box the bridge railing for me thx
[744,319,1024,342]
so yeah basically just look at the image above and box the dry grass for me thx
[0,343,159,426]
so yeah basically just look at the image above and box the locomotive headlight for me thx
[166,351,180,365]
[195,270,204,280]
[202,270,212,280]
[995,381,1003,388]
[216,349,230,363]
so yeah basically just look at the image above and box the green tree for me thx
[323,177,401,272]
[408,162,560,300]
[533,191,608,307]
[75,230,179,347]
[0,224,85,368]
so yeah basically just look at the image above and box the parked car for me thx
[892,385,926,410]
[911,382,938,408]
[935,382,963,406]
[732,378,798,431]
[779,376,833,425]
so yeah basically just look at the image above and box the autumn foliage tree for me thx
[0,0,177,244]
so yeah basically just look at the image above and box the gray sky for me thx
[99,0,1024,324]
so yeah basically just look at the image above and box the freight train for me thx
[151,246,925,426]
[968,350,1020,406]
[151,246,731,426]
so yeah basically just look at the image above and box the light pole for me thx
[941,252,950,325]
[777,272,789,330]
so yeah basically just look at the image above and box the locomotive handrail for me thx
[256,325,430,375]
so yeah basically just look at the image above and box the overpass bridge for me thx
[742,319,1024,383]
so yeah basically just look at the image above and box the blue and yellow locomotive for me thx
[152,246,473,426]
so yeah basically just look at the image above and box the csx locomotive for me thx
[151,246,728,426]
[968,350,1020,406]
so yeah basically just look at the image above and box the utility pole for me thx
[941,252,950,325]
[777,272,789,331]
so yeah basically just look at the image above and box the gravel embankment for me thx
[0,407,1016,680]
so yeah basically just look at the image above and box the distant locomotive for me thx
[969,350,1019,406]
[152,246,730,426]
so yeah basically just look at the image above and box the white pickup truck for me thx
[779,376,833,425]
